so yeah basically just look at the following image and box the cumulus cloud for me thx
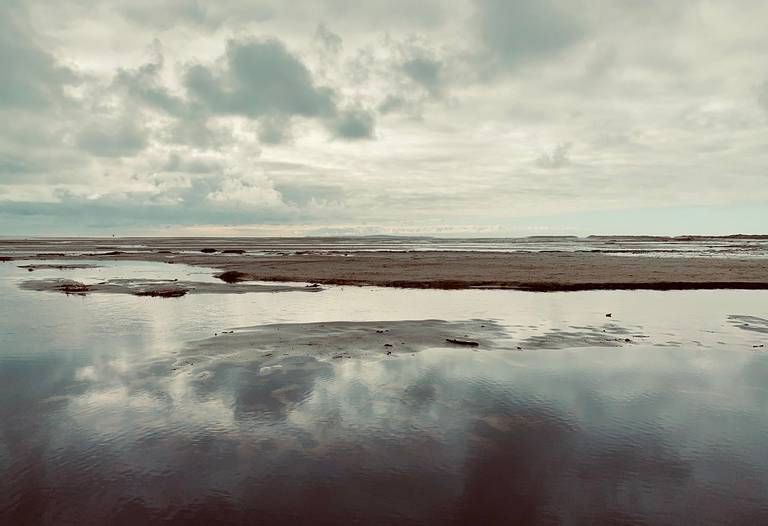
[185,38,336,119]
[206,173,285,208]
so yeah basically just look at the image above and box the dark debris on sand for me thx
[134,288,188,298]
[55,280,93,295]
[217,270,251,283]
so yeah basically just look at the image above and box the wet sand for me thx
[182,319,508,364]
[18,263,102,271]
[180,319,649,371]
[2,237,768,291]
[20,278,323,297]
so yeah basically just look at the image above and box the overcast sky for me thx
[2,0,767,236]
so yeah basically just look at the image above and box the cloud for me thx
[119,0,274,30]
[535,143,572,169]
[258,116,293,145]
[162,116,233,150]
[113,52,185,116]
[76,115,149,157]
[163,152,223,174]
[758,80,768,118]
[206,173,285,208]
[473,0,586,70]
[0,2,77,110]
[402,57,443,97]
[315,23,343,55]
[377,95,408,115]
[274,182,345,207]
[185,38,336,119]
[328,108,376,140]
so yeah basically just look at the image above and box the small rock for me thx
[606,313,612,318]
[386,351,392,356]
[384,343,393,347]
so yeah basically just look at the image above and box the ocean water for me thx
[3,235,768,258]
[1,260,767,524]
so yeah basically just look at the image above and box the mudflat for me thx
[2,238,768,291]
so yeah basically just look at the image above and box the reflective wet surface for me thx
[4,235,768,258]
[1,261,768,524]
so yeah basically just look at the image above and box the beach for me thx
[2,237,768,291]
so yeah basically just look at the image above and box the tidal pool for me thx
[1,260,767,524]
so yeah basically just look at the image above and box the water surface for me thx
[1,260,767,524]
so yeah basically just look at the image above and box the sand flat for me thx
[20,277,323,296]
[2,238,768,291]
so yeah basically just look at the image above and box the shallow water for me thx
[4,235,768,258]
[1,260,767,524]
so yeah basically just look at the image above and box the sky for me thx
[1,0,767,237]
